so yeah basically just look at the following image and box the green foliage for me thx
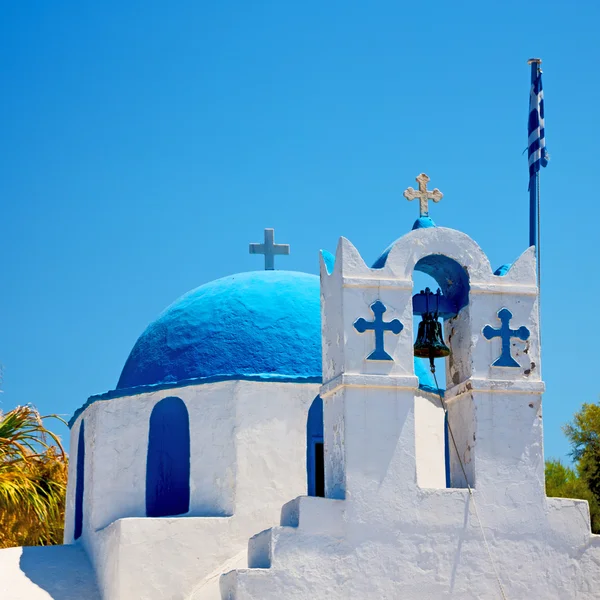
[563,402,600,500]
[546,400,600,534]
[545,459,600,533]
[0,405,68,548]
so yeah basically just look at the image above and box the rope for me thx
[430,366,509,600]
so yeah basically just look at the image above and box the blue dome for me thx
[117,269,439,393]
[117,271,322,390]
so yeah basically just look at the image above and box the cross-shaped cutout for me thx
[483,308,530,368]
[403,173,443,218]
[249,228,290,270]
[354,300,403,361]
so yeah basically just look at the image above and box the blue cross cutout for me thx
[354,300,403,361]
[483,308,530,368]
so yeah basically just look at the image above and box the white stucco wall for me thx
[64,378,319,600]
[220,228,600,599]
[11,225,595,600]
[65,381,240,548]
[222,492,600,600]
[414,392,446,489]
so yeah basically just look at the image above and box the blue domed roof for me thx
[116,269,439,394]
[117,271,322,390]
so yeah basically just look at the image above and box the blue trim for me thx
[494,263,512,276]
[306,396,324,497]
[353,300,403,361]
[321,250,336,275]
[69,373,321,428]
[483,308,530,368]
[74,421,85,540]
[70,367,443,428]
[412,216,437,230]
[417,381,444,396]
[372,242,394,269]
[146,397,191,517]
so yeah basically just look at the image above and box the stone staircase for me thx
[220,496,345,600]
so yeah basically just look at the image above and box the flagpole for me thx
[527,57,543,374]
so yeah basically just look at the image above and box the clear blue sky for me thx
[1,1,598,459]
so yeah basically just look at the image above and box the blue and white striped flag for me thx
[528,70,548,179]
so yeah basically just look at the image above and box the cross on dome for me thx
[249,228,290,270]
[403,173,443,218]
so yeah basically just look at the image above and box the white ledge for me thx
[445,377,545,400]
[341,276,412,290]
[469,282,538,296]
[321,373,419,397]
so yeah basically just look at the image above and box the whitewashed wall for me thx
[65,381,239,547]
[414,391,446,489]
[65,379,319,600]
[221,228,600,600]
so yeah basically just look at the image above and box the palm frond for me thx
[0,405,68,548]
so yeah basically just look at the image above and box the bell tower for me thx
[221,174,600,600]
[319,173,543,505]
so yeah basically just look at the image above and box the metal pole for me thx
[527,58,543,375]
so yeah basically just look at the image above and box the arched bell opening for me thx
[412,272,448,390]
[412,255,470,489]
[413,254,470,387]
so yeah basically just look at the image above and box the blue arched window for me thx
[307,396,324,497]
[146,397,190,517]
[74,420,85,540]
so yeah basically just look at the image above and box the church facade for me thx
[2,175,599,599]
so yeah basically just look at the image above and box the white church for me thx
[2,174,600,599]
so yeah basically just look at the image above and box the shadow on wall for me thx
[19,545,100,599]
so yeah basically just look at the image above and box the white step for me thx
[247,528,273,569]
[280,495,345,534]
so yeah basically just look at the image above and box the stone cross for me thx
[403,173,443,217]
[483,308,530,367]
[249,228,290,270]
[354,300,403,361]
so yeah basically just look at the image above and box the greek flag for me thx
[528,70,548,179]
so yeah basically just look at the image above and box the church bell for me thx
[413,288,450,370]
